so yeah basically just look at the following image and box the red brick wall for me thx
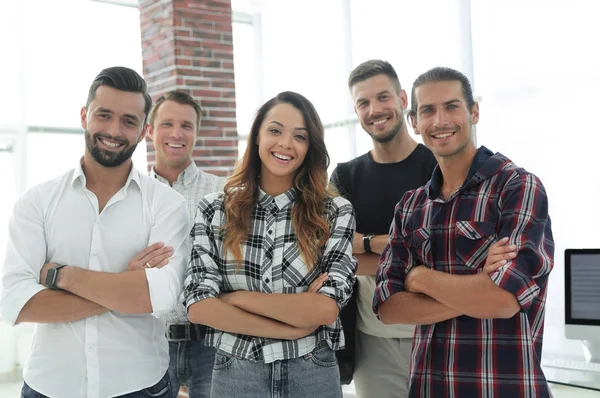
[139,0,238,177]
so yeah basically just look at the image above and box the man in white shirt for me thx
[0,66,190,398]
[147,90,224,398]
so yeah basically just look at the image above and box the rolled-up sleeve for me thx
[1,188,48,326]
[184,197,224,309]
[373,203,413,317]
[144,191,191,315]
[490,172,554,312]
[316,198,357,311]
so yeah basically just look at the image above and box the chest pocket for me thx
[402,227,433,268]
[455,221,496,270]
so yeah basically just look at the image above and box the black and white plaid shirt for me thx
[184,188,357,363]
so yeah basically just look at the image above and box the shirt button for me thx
[265,278,270,283]
[268,230,273,235]
[96,219,101,224]
[89,347,94,352]
[93,251,98,256]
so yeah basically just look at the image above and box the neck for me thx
[154,159,192,185]
[81,153,132,192]
[371,126,418,164]
[436,145,478,196]
[259,174,293,197]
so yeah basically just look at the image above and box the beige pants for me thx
[353,331,412,398]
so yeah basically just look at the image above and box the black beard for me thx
[369,117,403,144]
[85,130,137,167]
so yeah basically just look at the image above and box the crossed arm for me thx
[185,199,357,339]
[1,188,190,326]
[376,173,553,325]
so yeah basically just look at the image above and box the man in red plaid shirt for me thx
[374,66,554,398]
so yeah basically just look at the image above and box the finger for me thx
[487,251,517,264]
[484,259,507,273]
[155,258,170,268]
[151,252,173,268]
[135,242,165,261]
[140,246,173,265]
[488,245,517,257]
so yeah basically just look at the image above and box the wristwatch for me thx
[45,264,67,290]
[363,234,374,253]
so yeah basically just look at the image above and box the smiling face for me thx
[148,99,198,172]
[411,80,479,159]
[81,85,147,168]
[256,103,309,193]
[351,74,408,144]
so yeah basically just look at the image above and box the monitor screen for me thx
[565,249,600,325]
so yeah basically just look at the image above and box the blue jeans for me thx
[211,342,343,398]
[21,371,171,397]
[168,339,216,398]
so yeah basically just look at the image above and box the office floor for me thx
[0,381,598,398]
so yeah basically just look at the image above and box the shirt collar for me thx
[150,162,199,186]
[257,187,298,211]
[427,146,509,199]
[71,158,141,189]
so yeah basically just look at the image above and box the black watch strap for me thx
[363,234,374,253]
[45,264,67,290]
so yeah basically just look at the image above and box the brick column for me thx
[139,0,238,177]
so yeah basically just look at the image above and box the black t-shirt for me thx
[330,143,437,235]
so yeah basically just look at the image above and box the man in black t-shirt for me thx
[330,60,437,398]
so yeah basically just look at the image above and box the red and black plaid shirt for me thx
[374,147,555,398]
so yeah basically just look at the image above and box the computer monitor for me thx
[565,249,600,343]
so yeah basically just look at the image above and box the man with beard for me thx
[1,66,190,398]
[330,60,436,398]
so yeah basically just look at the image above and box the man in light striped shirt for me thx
[147,90,225,398]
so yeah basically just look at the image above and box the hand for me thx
[308,273,329,293]
[405,265,428,293]
[352,232,365,254]
[483,237,517,274]
[40,262,59,287]
[127,242,173,271]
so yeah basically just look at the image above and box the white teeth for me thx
[273,153,292,161]
[434,132,453,139]
[99,138,120,147]
[167,143,184,148]
[372,119,387,125]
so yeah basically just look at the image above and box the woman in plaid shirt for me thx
[184,91,357,398]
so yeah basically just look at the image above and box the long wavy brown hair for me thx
[222,91,336,269]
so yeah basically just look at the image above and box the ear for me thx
[146,123,154,141]
[137,123,149,144]
[470,102,480,125]
[80,106,88,130]
[409,113,421,136]
[399,89,408,109]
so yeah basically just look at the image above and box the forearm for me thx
[188,298,313,339]
[378,291,461,325]
[229,291,339,328]
[354,254,379,276]
[16,289,108,324]
[369,235,388,255]
[412,269,520,319]
[59,267,153,314]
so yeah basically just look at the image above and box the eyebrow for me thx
[268,120,308,132]
[418,98,461,110]
[96,107,141,122]
[356,90,391,104]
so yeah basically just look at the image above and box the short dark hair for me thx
[148,90,202,133]
[348,59,402,92]
[408,67,475,122]
[85,66,152,123]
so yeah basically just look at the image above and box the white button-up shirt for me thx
[0,162,190,398]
